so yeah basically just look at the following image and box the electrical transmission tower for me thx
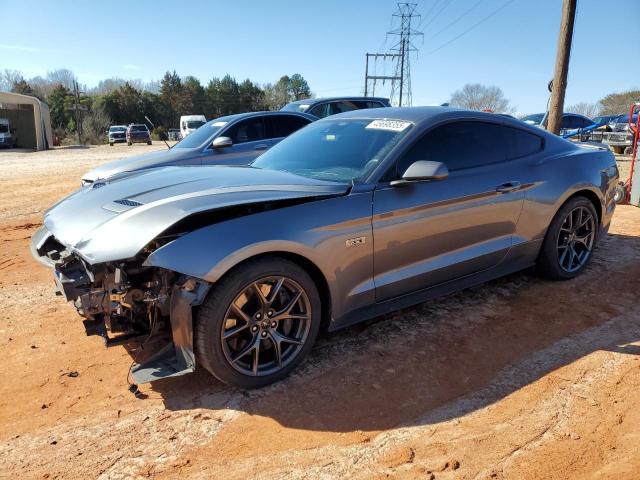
[387,3,423,107]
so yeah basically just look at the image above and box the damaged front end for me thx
[31,225,210,384]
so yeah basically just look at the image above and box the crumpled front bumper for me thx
[30,225,94,301]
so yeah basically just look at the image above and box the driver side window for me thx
[395,121,507,178]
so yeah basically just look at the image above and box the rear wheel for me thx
[537,196,598,280]
[195,257,321,388]
[614,183,628,204]
[109,142,114,146]
[147,140,152,145]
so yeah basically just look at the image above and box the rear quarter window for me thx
[505,127,543,159]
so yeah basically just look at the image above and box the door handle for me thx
[496,181,521,193]
[254,144,269,151]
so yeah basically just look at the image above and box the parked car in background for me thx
[81,111,316,184]
[107,125,127,146]
[589,114,621,143]
[180,115,207,138]
[521,112,596,141]
[0,118,15,148]
[35,107,618,388]
[126,124,152,146]
[281,96,390,118]
[168,129,182,141]
[602,113,639,154]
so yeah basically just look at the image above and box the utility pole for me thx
[547,0,577,135]
[69,80,87,145]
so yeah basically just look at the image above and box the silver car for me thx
[32,107,618,388]
[82,111,316,184]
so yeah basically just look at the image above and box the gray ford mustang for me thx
[32,107,618,388]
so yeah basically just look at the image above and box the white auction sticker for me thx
[212,121,228,127]
[365,119,411,132]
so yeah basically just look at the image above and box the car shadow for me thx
[149,231,640,433]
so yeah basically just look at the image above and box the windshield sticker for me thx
[212,121,228,127]
[325,134,336,141]
[365,120,411,132]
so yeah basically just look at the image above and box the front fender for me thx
[144,192,375,320]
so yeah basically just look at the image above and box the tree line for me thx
[448,83,640,119]
[0,69,311,143]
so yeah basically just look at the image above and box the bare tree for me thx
[449,83,514,113]
[83,104,112,145]
[566,102,601,118]
[46,69,76,90]
[0,69,24,92]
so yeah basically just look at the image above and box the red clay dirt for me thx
[0,145,639,479]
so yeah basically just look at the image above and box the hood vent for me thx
[102,198,145,213]
[114,199,143,207]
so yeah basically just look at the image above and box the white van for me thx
[179,115,207,138]
[0,118,15,148]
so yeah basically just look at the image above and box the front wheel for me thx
[147,141,152,145]
[537,197,599,280]
[195,257,321,388]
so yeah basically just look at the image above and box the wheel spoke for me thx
[271,329,304,346]
[267,277,285,306]
[232,336,260,364]
[252,282,268,307]
[574,233,592,249]
[568,245,577,270]
[252,341,261,375]
[222,323,249,339]
[269,335,283,368]
[229,303,251,323]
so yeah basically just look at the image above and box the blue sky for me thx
[1,0,639,113]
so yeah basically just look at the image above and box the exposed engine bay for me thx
[32,227,210,384]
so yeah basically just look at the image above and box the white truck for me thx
[179,115,207,139]
[0,118,15,148]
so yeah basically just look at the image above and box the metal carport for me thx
[0,91,53,150]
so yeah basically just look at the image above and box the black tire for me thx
[109,142,114,147]
[147,141,152,145]
[127,141,132,146]
[195,257,321,388]
[537,196,599,280]
[624,146,633,155]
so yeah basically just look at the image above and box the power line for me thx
[426,0,484,41]
[417,0,446,31]
[426,0,518,55]
[421,0,453,31]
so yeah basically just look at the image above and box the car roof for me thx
[323,106,561,136]
[212,111,317,123]
[286,96,389,106]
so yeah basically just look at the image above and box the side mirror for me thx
[212,136,233,149]
[390,160,448,187]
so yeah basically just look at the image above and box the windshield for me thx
[521,113,544,125]
[109,126,126,132]
[186,120,206,129]
[281,102,311,113]
[173,118,229,148]
[0,124,8,133]
[129,125,148,132]
[252,118,412,183]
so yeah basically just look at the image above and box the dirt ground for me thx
[0,145,639,480]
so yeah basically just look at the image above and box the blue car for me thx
[82,111,316,184]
